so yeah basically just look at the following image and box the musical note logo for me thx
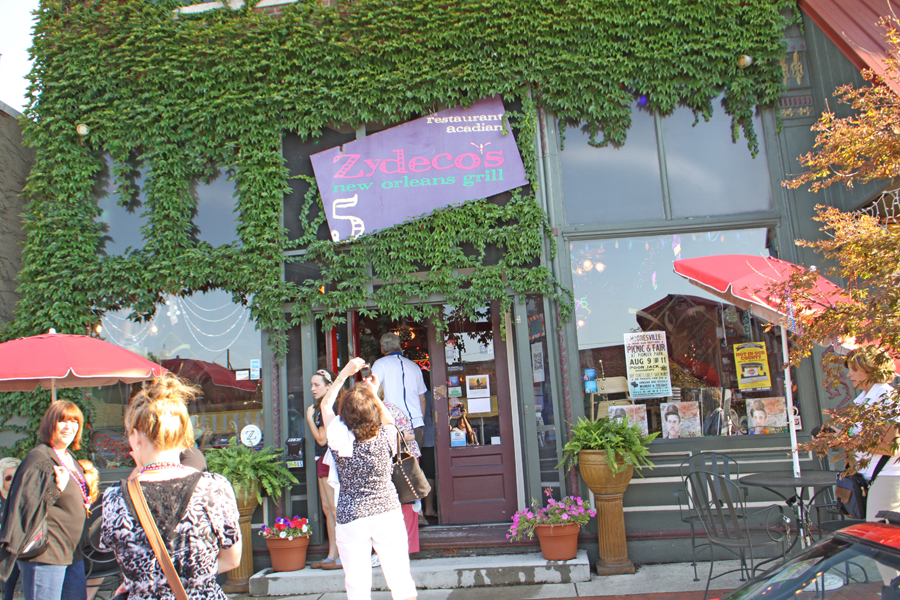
[331,194,366,242]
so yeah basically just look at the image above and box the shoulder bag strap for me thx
[870,454,892,486]
[126,478,188,600]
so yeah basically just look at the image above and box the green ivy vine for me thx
[2,0,792,450]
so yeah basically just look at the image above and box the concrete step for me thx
[249,550,591,597]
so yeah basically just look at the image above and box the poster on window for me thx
[623,331,673,399]
[608,404,650,436]
[733,342,772,391]
[531,342,545,383]
[660,401,701,438]
[746,396,788,435]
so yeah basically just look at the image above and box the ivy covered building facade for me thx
[6,0,895,564]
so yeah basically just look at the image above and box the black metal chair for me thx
[686,469,787,600]
[83,506,122,600]
[675,452,745,580]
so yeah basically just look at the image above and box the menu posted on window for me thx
[623,331,673,399]
[733,342,772,391]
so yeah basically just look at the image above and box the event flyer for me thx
[623,331,673,399]
[733,342,772,391]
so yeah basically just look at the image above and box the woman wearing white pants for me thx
[321,358,416,600]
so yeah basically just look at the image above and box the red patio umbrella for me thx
[0,329,166,401]
[673,254,850,477]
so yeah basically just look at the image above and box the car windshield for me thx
[726,537,900,600]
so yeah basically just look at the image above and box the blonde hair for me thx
[126,373,197,452]
[78,459,100,504]
[846,346,896,385]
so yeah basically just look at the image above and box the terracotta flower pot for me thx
[534,523,580,561]
[265,535,310,572]
[577,449,635,575]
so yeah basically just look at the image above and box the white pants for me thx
[867,474,900,585]
[335,508,416,600]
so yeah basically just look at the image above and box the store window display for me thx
[89,289,263,468]
[571,228,796,440]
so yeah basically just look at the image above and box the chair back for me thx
[686,470,749,544]
[83,505,120,580]
[680,452,740,482]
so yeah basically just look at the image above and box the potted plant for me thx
[558,416,658,575]
[507,488,596,561]
[259,516,313,572]
[205,438,299,591]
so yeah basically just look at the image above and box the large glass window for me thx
[89,290,262,469]
[561,104,664,226]
[571,228,797,439]
[662,103,772,218]
[526,294,559,494]
[93,155,148,256]
[191,169,239,247]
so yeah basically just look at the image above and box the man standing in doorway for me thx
[372,332,427,445]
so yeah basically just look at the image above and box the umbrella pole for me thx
[51,379,56,403]
[781,325,801,478]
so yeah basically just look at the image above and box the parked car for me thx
[722,514,900,600]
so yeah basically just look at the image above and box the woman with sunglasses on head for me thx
[305,368,341,570]
[0,401,90,600]
[0,457,21,600]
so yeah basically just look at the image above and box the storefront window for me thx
[89,290,263,468]
[191,169,239,247]
[445,305,500,447]
[526,295,560,494]
[560,104,664,226]
[571,228,795,439]
[661,102,773,219]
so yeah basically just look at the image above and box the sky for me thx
[0,0,41,112]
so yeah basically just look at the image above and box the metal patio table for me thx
[739,470,837,552]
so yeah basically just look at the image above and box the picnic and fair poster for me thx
[733,342,772,391]
[310,95,528,242]
[623,331,673,399]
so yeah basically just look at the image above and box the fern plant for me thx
[558,417,659,474]
[205,438,299,505]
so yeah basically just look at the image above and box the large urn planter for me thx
[578,449,635,575]
[221,482,260,594]
[534,523,580,561]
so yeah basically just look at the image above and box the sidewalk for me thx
[226,560,747,599]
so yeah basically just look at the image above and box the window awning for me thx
[798,0,900,96]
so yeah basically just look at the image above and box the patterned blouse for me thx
[385,401,421,458]
[331,425,400,525]
[100,472,241,600]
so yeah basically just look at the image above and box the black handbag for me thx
[18,518,48,560]
[391,427,431,505]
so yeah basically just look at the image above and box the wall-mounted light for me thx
[76,123,90,136]
[737,55,754,69]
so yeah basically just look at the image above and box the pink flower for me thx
[561,514,569,520]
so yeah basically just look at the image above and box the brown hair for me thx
[312,368,335,412]
[126,373,198,452]
[38,401,84,450]
[338,385,382,441]
[78,459,100,504]
[750,399,767,416]
[846,346,896,385]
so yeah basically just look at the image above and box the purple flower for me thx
[562,514,569,520]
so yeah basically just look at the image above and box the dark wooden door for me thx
[429,302,518,524]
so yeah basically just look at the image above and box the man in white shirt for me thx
[371,332,427,443]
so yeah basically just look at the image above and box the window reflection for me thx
[191,169,240,247]
[93,154,148,256]
[526,294,559,496]
[560,105,664,226]
[90,290,262,468]
[662,101,773,218]
[571,229,794,439]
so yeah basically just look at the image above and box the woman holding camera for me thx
[321,357,416,600]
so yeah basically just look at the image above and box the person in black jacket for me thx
[0,401,89,600]
[0,457,21,600]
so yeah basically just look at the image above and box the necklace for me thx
[140,461,185,475]
[53,448,91,511]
